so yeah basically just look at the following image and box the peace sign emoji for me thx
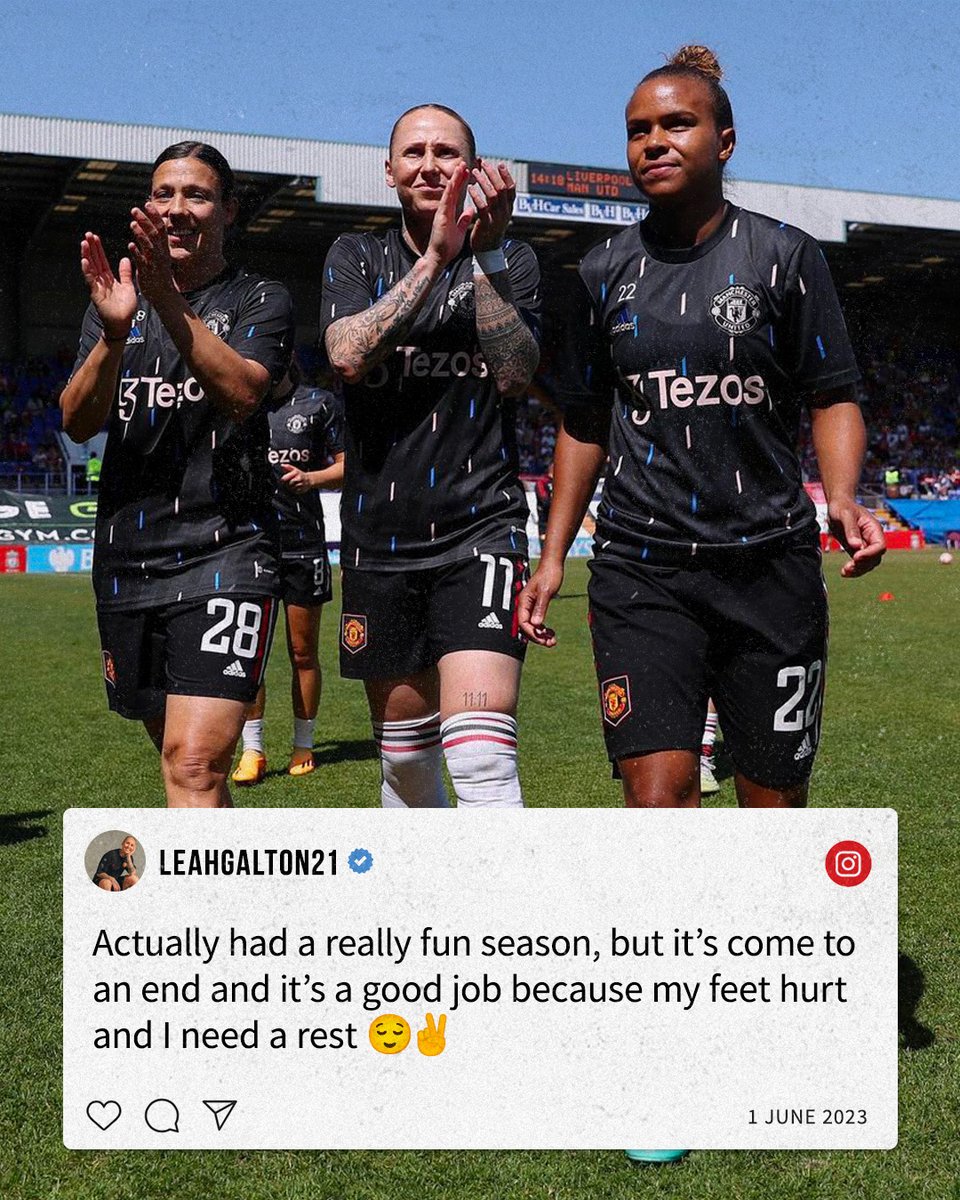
[417,1012,447,1057]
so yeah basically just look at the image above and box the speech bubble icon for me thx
[144,1098,180,1133]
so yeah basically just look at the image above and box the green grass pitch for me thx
[0,553,957,1199]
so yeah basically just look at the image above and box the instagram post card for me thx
[2,4,959,1198]
[64,809,897,1150]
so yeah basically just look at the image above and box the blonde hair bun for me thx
[668,45,723,82]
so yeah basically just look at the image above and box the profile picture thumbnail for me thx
[85,830,144,892]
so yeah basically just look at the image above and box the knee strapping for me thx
[374,712,449,808]
[440,711,523,808]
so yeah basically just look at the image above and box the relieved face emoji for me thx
[369,1014,411,1055]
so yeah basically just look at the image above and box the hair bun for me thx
[668,44,723,82]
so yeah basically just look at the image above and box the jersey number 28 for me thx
[199,598,263,658]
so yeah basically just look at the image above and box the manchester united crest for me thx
[710,284,762,336]
[601,675,631,726]
[341,613,368,654]
[203,309,232,339]
[102,650,117,687]
[446,279,475,324]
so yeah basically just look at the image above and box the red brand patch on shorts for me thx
[101,650,117,687]
[601,675,631,726]
[341,614,368,654]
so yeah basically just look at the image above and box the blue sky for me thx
[2,0,958,199]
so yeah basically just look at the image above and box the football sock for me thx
[373,713,449,808]
[293,716,316,750]
[241,719,264,754]
[441,711,523,808]
[702,707,719,756]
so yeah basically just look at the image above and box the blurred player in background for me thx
[700,700,720,795]
[61,142,294,808]
[232,379,345,784]
[320,104,540,808]
[534,462,553,544]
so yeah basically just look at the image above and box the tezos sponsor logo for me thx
[361,345,489,389]
[268,447,311,465]
[118,375,205,421]
[710,284,762,336]
[622,367,768,411]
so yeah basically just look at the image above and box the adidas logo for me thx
[478,611,503,630]
[793,733,814,761]
[222,660,247,679]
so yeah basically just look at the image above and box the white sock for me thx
[241,719,264,754]
[702,708,719,755]
[293,716,316,750]
[440,711,523,808]
[373,713,449,808]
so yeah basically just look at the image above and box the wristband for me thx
[472,247,507,275]
[101,331,129,345]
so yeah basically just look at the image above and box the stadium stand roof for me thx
[2,112,959,353]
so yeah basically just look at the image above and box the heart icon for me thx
[86,1101,121,1130]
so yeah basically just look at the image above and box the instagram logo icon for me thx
[826,841,872,887]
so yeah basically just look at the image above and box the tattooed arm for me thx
[325,256,441,385]
[468,161,539,397]
[324,163,473,385]
[474,268,540,397]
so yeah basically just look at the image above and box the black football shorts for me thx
[97,595,279,721]
[339,553,529,680]
[279,549,332,607]
[588,537,829,788]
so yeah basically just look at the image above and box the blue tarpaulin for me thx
[890,500,960,544]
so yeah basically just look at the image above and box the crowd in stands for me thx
[2,338,958,497]
[0,352,71,484]
[797,339,960,500]
[857,340,960,498]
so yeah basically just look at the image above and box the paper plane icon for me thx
[203,1100,237,1130]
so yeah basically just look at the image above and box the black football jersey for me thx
[565,206,860,559]
[318,229,540,569]
[267,385,343,554]
[72,266,295,610]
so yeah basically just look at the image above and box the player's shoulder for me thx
[219,266,292,306]
[733,207,820,259]
[292,383,338,410]
[503,237,537,263]
[326,229,389,264]
[580,224,641,279]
